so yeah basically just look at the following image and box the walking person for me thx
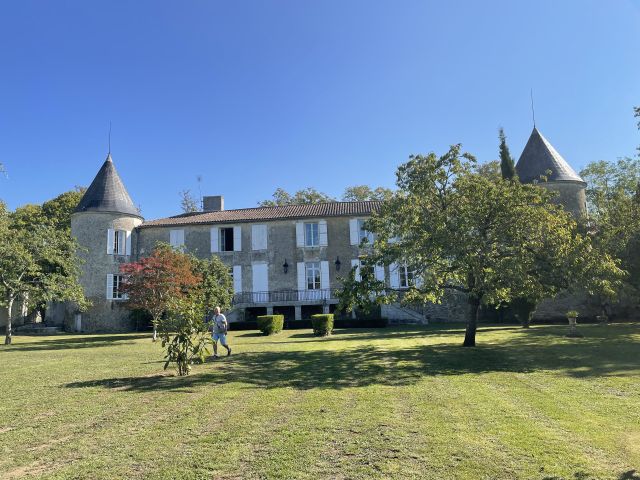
[211,306,231,359]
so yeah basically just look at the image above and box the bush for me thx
[256,315,284,335]
[311,314,334,336]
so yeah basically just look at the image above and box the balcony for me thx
[233,289,337,305]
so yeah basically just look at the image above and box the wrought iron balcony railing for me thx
[232,289,337,305]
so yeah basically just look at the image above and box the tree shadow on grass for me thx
[63,326,640,393]
[2,334,150,352]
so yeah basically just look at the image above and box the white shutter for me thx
[295,222,304,247]
[107,229,115,254]
[252,224,267,250]
[106,274,114,299]
[349,219,359,245]
[388,236,399,244]
[297,262,306,300]
[170,230,184,248]
[375,264,385,283]
[320,261,330,289]
[351,259,361,281]
[389,263,400,289]
[233,226,242,251]
[233,265,242,293]
[125,231,132,256]
[252,263,268,302]
[210,227,219,253]
[415,272,424,288]
[318,220,328,246]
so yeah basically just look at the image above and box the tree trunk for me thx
[464,296,480,347]
[152,317,158,342]
[4,297,14,345]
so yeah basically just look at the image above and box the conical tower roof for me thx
[75,154,141,217]
[515,127,585,184]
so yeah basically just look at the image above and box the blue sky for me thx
[1,0,639,220]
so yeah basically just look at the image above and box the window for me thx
[169,229,184,248]
[306,262,321,290]
[108,229,128,255]
[219,227,234,251]
[358,219,374,244]
[251,224,267,250]
[305,222,319,247]
[114,230,125,255]
[107,274,126,300]
[399,265,415,289]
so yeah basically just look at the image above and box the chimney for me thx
[203,195,224,212]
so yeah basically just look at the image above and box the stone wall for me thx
[137,216,370,295]
[70,211,143,332]
[540,181,587,218]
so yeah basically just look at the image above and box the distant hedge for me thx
[311,314,334,336]
[256,315,285,335]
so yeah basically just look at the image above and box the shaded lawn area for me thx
[0,324,639,479]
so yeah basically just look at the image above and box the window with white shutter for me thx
[232,265,242,293]
[210,227,219,253]
[170,229,185,249]
[251,224,267,250]
[233,226,242,251]
[318,220,328,246]
[108,229,128,255]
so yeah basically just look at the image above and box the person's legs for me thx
[212,334,219,357]
[219,335,231,355]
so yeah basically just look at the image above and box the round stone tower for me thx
[70,153,143,332]
[515,127,587,217]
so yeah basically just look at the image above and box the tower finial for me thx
[108,121,112,155]
[530,89,536,128]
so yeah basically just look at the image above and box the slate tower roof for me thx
[515,127,585,185]
[75,154,141,217]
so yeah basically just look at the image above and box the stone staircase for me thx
[14,323,64,335]
[382,304,428,325]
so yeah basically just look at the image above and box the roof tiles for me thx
[515,127,585,184]
[141,201,382,228]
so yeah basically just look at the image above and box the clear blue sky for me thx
[1,1,639,220]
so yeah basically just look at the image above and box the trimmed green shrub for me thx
[311,314,334,336]
[256,315,284,335]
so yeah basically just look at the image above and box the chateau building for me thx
[0,126,588,332]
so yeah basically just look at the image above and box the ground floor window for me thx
[399,264,415,289]
[107,274,126,300]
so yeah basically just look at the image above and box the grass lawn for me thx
[0,324,639,479]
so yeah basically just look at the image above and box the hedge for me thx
[256,315,284,335]
[311,314,334,336]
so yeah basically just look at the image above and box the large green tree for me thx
[258,187,336,207]
[342,185,394,202]
[0,202,86,345]
[366,145,622,346]
[580,157,640,303]
[258,185,394,206]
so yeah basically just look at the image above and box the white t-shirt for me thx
[212,314,227,334]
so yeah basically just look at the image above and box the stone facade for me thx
[59,125,596,332]
[70,211,143,331]
[538,181,587,218]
